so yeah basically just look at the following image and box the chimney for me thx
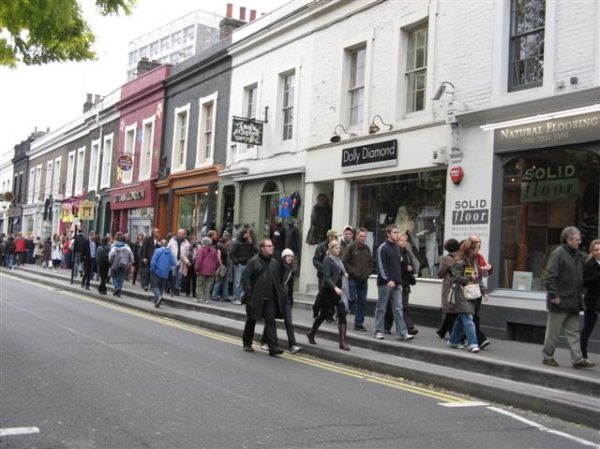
[83,93,94,113]
[226,3,233,18]
[136,58,162,77]
[250,9,257,21]
[219,7,246,41]
[94,94,102,104]
[239,6,246,21]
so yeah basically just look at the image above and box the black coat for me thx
[242,254,283,320]
[583,258,600,312]
[319,256,345,306]
[96,245,110,270]
[140,236,159,265]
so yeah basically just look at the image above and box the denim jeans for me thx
[233,264,247,301]
[449,313,478,347]
[174,269,184,293]
[349,279,368,327]
[375,285,408,336]
[112,268,126,292]
[5,254,14,269]
[211,276,229,301]
[150,273,168,302]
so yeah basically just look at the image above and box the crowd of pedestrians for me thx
[0,223,597,366]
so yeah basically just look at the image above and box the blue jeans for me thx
[211,276,229,301]
[150,273,168,302]
[375,285,408,336]
[449,313,478,347]
[349,279,368,327]
[5,254,14,269]
[233,264,246,301]
[112,268,126,292]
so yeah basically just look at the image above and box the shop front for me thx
[108,181,156,237]
[155,167,221,239]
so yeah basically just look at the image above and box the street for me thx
[1,274,598,449]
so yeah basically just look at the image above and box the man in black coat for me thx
[140,228,161,291]
[241,239,284,357]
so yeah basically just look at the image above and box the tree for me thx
[0,0,136,67]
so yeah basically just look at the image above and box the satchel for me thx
[461,283,482,300]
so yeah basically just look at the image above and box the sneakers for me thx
[374,332,385,340]
[467,345,480,353]
[573,359,595,369]
[232,300,242,305]
[542,358,559,367]
[397,334,414,341]
[260,343,269,351]
[354,325,367,332]
[447,342,465,349]
[269,347,284,357]
[243,345,254,353]
[479,340,491,350]
[407,328,419,336]
[289,345,303,354]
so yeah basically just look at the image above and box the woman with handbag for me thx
[436,239,460,339]
[447,240,486,353]
[307,240,351,350]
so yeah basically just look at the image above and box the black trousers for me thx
[98,265,109,293]
[82,259,93,288]
[580,310,598,359]
[243,299,278,350]
[262,299,297,348]
[473,302,487,344]
[437,313,457,338]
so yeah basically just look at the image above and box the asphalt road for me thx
[1,274,598,449]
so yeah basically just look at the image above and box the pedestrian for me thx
[62,235,71,269]
[261,248,302,354]
[25,236,35,264]
[186,234,199,298]
[14,232,26,266]
[436,239,460,339]
[581,239,600,365]
[34,237,44,265]
[167,229,190,295]
[79,232,92,290]
[542,226,594,369]
[307,240,351,350]
[342,227,372,331]
[131,232,144,286]
[312,229,339,320]
[108,233,134,297]
[149,239,177,308]
[211,232,232,301]
[42,237,52,268]
[230,228,257,305]
[194,237,220,303]
[51,235,63,270]
[340,225,354,250]
[72,229,86,277]
[140,228,161,291]
[4,234,15,269]
[468,235,491,349]
[398,233,418,335]
[447,239,485,353]
[96,237,111,295]
[241,239,284,357]
[373,225,414,342]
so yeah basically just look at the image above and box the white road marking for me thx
[487,406,600,448]
[439,401,489,407]
[0,427,40,437]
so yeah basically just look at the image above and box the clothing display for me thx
[279,195,293,218]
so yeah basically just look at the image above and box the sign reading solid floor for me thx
[231,117,263,146]
[341,140,398,173]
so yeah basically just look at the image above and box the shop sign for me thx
[341,140,397,173]
[60,204,74,223]
[114,190,145,203]
[231,117,263,146]
[452,199,489,225]
[79,200,95,220]
[117,154,133,171]
[521,164,578,203]
[494,111,600,153]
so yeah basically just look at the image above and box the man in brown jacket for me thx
[343,228,373,331]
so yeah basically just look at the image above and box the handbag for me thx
[461,283,482,300]
[445,284,456,304]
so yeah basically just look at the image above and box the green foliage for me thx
[0,0,135,67]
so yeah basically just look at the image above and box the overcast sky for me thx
[0,0,288,161]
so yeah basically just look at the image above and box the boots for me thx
[338,324,350,351]
[307,316,324,344]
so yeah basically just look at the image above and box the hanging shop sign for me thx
[60,204,74,223]
[520,164,578,203]
[79,200,95,220]
[494,111,600,153]
[231,117,263,146]
[341,140,397,173]
[117,154,133,171]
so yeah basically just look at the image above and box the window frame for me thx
[281,71,295,141]
[405,24,428,114]
[89,138,101,192]
[122,124,136,185]
[66,150,76,198]
[139,116,155,182]
[100,134,113,189]
[74,146,86,195]
[195,92,218,168]
[44,160,53,199]
[171,103,191,174]
[52,156,61,196]
[347,45,366,127]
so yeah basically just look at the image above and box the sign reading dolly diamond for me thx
[231,117,263,146]
[341,140,398,173]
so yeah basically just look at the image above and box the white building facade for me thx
[0,152,14,234]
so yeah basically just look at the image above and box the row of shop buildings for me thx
[1,0,599,343]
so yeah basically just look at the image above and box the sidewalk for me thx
[4,264,600,428]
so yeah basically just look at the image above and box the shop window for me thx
[177,192,209,239]
[261,181,281,240]
[352,170,446,278]
[500,148,599,291]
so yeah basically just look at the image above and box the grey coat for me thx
[450,258,486,315]
[543,244,585,313]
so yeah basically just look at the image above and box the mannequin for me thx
[395,206,415,235]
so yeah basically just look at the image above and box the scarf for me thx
[330,255,350,312]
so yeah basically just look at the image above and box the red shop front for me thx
[108,180,157,237]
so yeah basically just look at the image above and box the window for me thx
[74,147,85,195]
[500,149,599,291]
[34,164,42,202]
[66,151,75,198]
[281,72,295,141]
[244,84,257,119]
[28,168,35,204]
[44,160,53,199]
[171,105,190,172]
[177,192,209,240]
[89,139,100,191]
[53,156,61,196]
[352,170,446,279]
[348,46,366,126]
[100,134,113,189]
[508,0,545,91]
[405,24,428,113]
[140,118,154,180]
[122,125,136,184]
[197,95,216,166]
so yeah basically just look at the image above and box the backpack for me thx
[112,248,130,271]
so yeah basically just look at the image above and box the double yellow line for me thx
[3,273,466,404]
